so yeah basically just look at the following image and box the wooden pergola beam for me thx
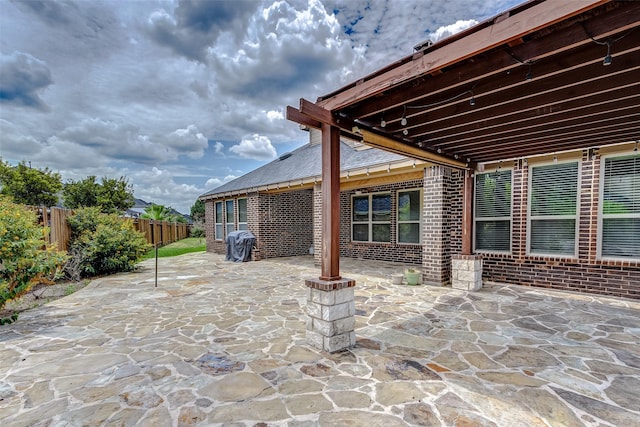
[318,0,608,111]
[352,128,469,169]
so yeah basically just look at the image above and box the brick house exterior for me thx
[201,128,639,299]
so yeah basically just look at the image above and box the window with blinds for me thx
[214,201,223,240]
[600,153,640,259]
[474,170,512,252]
[528,161,579,256]
[225,200,235,235]
[238,198,248,231]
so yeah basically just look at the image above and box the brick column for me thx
[305,278,356,352]
[422,165,446,285]
[312,183,322,266]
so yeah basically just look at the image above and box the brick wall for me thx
[477,151,640,299]
[310,172,463,283]
[255,190,314,258]
[205,191,313,259]
[204,199,221,253]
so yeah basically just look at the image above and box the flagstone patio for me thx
[1,252,639,426]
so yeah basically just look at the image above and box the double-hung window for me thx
[352,193,391,242]
[528,161,579,256]
[474,170,512,252]
[225,200,235,235]
[600,153,640,259]
[397,189,421,244]
[214,201,223,240]
[237,198,248,231]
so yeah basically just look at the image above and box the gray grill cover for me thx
[225,230,256,262]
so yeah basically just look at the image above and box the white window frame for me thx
[527,160,580,258]
[225,199,235,235]
[473,169,513,254]
[597,152,640,261]
[237,198,248,231]
[397,188,422,244]
[351,191,391,243]
[214,201,223,240]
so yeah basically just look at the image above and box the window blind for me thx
[529,162,578,256]
[474,171,512,252]
[602,154,640,259]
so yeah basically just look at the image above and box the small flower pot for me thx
[390,273,404,285]
[404,270,421,286]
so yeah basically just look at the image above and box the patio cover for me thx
[286,0,640,280]
[288,0,639,169]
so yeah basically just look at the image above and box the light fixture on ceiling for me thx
[603,42,612,66]
[400,105,407,126]
[525,62,533,80]
[588,28,635,67]
[402,129,409,136]
[469,91,476,106]
[380,112,386,128]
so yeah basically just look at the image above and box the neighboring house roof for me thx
[200,138,408,199]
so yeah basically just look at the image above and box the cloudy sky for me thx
[1,0,521,214]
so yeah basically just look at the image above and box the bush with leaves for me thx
[0,196,67,323]
[190,225,205,238]
[67,207,151,276]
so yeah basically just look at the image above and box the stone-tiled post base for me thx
[305,278,356,353]
[452,255,483,291]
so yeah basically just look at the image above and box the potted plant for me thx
[404,268,421,286]
[390,273,404,285]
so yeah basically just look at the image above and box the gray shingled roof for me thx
[200,140,407,198]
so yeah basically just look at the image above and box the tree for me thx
[190,199,205,224]
[0,196,67,323]
[141,204,172,221]
[63,176,134,214]
[62,176,100,209]
[0,160,62,206]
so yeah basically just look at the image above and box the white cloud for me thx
[229,134,277,160]
[161,125,208,159]
[431,19,478,42]
[213,142,224,153]
[267,110,284,121]
[205,177,223,188]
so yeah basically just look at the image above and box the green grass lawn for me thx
[141,237,206,260]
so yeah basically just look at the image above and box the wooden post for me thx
[319,123,341,281]
[462,169,473,255]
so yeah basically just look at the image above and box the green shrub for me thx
[190,225,205,238]
[67,207,151,276]
[0,196,67,323]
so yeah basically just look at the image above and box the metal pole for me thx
[155,243,158,288]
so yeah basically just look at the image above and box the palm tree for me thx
[141,204,171,221]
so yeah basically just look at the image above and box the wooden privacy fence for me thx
[30,207,190,251]
[132,218,190,247]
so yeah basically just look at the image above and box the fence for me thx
[30,206,190,251]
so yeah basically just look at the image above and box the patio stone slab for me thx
[1,252,639,426]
